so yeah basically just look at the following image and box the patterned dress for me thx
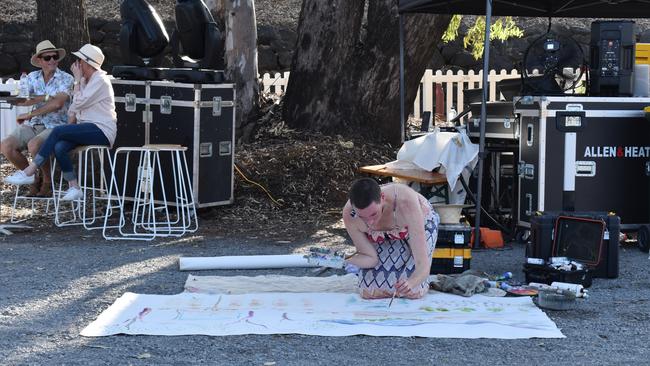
[352,186,440,299]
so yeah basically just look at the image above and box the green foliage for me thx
[443,16,524,60]
[442,15,462,43]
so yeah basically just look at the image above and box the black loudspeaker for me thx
[170,0,224,70]
[119,0,169,67]
[589,20,635,97]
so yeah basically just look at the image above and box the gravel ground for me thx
[1,222,649,365]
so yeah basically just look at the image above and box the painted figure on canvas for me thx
[342,178,440,299]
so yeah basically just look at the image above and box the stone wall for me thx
[0,19,297,79]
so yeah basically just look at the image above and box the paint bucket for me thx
[432,204,471,224]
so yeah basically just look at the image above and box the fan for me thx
[522,32,588,95]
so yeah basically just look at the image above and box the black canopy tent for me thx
[397,0,646,245]
[399,0,650,18]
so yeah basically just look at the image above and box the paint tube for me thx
[527,282,554,291]
[551,282,589,298]
[528,282,588,298]
[494,272,513,281]
[484,280,512,291]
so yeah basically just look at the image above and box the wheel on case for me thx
[638,225,650,253]
[515,229,531,244]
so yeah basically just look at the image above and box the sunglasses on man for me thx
[40,54,59,62]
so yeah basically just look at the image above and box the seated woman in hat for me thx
[4,44,117,201]
[342,178,440,299]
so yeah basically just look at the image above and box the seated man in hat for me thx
[0,40,74,196]
[4,44,117,202]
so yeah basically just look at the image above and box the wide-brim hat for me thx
[30,40,66,67]
[72,44,105,70]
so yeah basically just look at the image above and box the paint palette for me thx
[506,287,539,296]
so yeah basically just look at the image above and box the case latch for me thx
[212,97,222,116]
[160,96,172,114]
[453,256,463,268]
[518,162,534,179]
[125,93,137,112]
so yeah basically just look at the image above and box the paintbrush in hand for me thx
[388,289,398,308]
[388,264,407,308]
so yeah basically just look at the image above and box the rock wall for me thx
[0,19,297,79]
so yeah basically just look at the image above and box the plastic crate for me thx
[636,43,650,64]
[430,247,471,274]
[437,223,472,246]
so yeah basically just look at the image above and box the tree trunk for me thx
[283,0,451,145]
[36,0,90,70]
[224,0,261,142]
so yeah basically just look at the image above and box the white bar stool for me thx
[53,145,115,229]
[138,144,197,234]
[7,154,55,223]
[9,187,54,223]
[102,144,197,240]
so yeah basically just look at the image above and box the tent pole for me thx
[399,15,406,144]
[474,0,492,248]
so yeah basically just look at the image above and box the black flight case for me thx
[110,78,236,207]
[514,96,650,231]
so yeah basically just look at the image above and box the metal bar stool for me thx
[102,144,197,240]
[9,186,54,223]
[139,144,197,234]
[7,153,55,223]
[53,145,115,229]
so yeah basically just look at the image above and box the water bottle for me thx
[19,72,29,98]
[448,106,457,122]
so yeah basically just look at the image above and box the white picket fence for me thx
[259,69,527,119]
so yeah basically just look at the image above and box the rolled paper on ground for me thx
[179,254,320,271]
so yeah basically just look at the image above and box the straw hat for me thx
[30,40,66,67]
[72,44,105,70]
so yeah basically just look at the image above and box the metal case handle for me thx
[525,193,533,216]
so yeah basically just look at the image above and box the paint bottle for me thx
[526,257,545,265]
[495,272,513,281]
[527,282,554,291]
[484,280,512,291]
[551,282,589,298]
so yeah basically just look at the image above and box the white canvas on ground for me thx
[184,274,359,294]
[81,291,565,338]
